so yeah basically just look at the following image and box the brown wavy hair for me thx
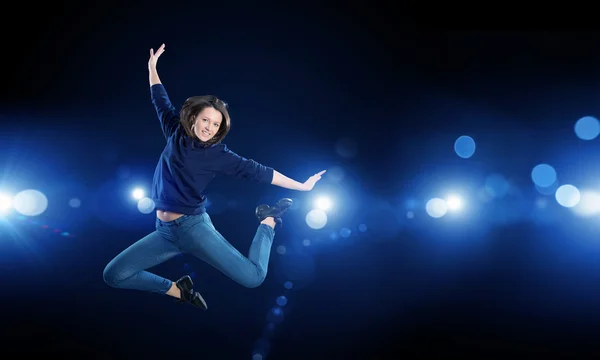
[179,95,231,147]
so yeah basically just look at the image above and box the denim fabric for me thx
[103,212,275,294]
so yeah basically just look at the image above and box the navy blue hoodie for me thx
[150,84,274,215]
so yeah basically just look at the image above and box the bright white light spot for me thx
[445,195,462,211]
[137,197,155,214]
[306,208,328,229]
[555,184,580,208]
[13,189,48,216]
[315,196,332,211]
[425,197,447,218]
[571,190,600,217]
[0,193,13,212]
[132,188,145,200]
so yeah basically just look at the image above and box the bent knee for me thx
[243,271,267,289]
[102,264,122,288]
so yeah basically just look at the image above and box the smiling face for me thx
[193,106,223,142]
[180,95,231,146]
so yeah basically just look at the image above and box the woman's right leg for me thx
[103,230,181,296]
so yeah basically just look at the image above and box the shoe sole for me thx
[276,198,293,209]
[196,294,208,310]
[256,198,293,221]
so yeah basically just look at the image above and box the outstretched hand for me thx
[300,170,326,191]
[148,43,166,71]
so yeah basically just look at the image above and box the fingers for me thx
[306,170,326,187]
[156,43,166,56]
[149,44,166,58]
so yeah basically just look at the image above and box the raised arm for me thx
[148,44,179,139]
[215,146,326,191]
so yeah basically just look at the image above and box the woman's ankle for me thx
[166,282,181,299]
[260,217,276,229]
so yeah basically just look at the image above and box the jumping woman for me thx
[102,43,326,309]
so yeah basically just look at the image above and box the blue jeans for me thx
[102,212,276,294]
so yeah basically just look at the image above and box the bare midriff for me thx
[156,210,185,222]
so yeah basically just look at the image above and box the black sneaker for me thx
[175,275,207,310]
[255,198,293,226]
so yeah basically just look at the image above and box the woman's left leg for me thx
[179,213,277,288]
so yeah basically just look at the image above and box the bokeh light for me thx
[13,189,48,217]
[454,135,476,159]
[574,116,600,140]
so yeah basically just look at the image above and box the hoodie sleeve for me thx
[150,84,180,139]
[214,145,274,183]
